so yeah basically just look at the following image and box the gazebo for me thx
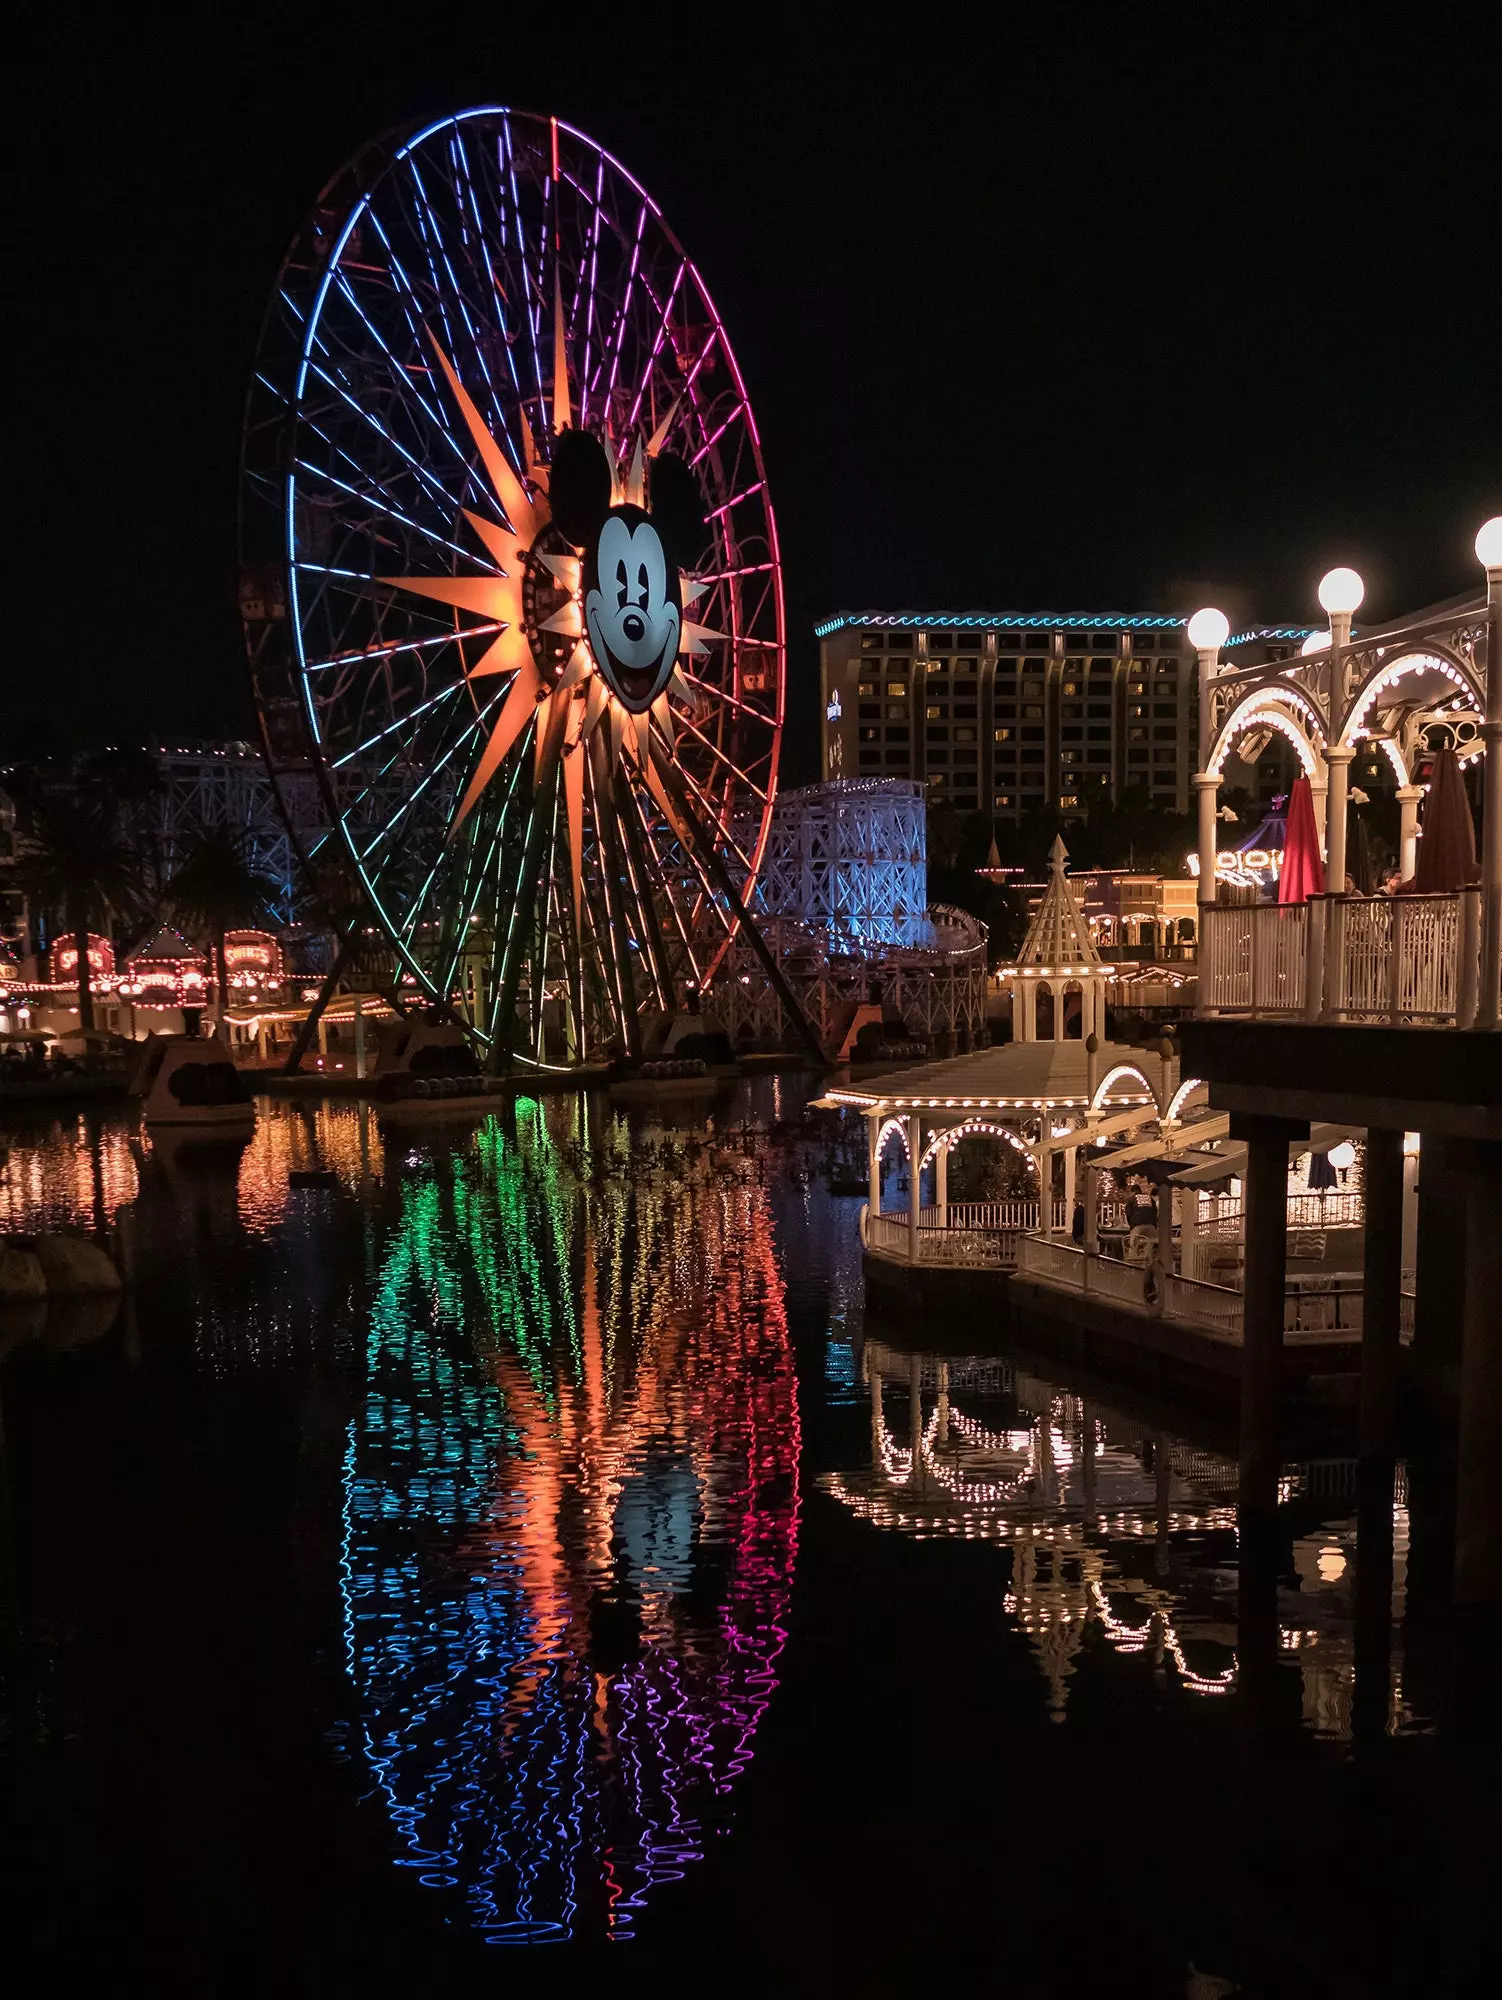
[826,839,1226,1269]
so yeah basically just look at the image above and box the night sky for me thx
[12,7,1499,782]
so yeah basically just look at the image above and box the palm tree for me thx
[166,827,279,1020]
[14,797,143,1029]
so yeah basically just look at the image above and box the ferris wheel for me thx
[240,109,791,1065]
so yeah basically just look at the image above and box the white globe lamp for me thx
[1476,516,1502,570]
[1301,631,1328,656]
[1318,566,1365,617]
[1187,607,1230,652]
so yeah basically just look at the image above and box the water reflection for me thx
[0,1110,140,1235]
[826,1338,1423,1740]
[342,1100,799,1941]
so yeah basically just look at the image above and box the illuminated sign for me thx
[49,934,115,981]
[1186,847,1284,890]
[826,690,842,721]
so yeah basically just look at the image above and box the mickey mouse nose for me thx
[622,613,646,642]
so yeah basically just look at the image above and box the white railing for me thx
[1194,1191,1364,1238]
[1161,1271,1245,1336]
[861,1204,1045,1269]
[916,1200,1061,1232]
[1201,891,1478,1026]
[1015,1235,1087,1289]
[1201,903,1308,1016]
[1329,893,1467,1024]
[1283,1273,1364,1334]
[1015,1235,1150,1307]
[1015,1244,1371,1343]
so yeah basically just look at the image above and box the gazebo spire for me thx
[1015,837,1102,971]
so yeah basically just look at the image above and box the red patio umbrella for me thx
[1408,746,1479,894]
[1278,774,1325,904]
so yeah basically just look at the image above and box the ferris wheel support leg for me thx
[616,777,677,1015]
[657,761,826,1066]
[282,944,348,1074]
[493,704,573,1067]
[590,740,644,1060]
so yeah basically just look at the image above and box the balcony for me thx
[1199,891,1482,1027]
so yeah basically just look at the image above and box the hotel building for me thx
[818,612,1200,819]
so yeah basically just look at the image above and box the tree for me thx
[166,827,279,1021]
[14,796,143,1029]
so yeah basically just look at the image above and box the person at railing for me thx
[1071,1199,1085,1244]
[1125,1177,1157,1229]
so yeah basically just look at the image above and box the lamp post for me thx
[1188,604,1230,905]
[1477,517,1502,1028]
[1317,566,1364,896]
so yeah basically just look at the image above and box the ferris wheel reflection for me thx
[340,1101,800,1942]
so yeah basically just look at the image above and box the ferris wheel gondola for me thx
[241,109,799,1065]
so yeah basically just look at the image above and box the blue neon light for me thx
[814,610,1190,638]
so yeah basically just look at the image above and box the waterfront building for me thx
[819,610,1214,819]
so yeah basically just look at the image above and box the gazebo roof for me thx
[825,1037,1168,1113]
[1014,837,1102,972]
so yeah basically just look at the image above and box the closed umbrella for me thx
[1409,746,1479,894]
[1350,811,1378,896]
[1278,774,1325,904]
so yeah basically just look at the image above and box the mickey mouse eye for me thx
[615,558,629,609]
[637,562,649,605]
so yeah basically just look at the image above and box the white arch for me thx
[1165,1075,1207,1122]
[874,1115,910,1163]
[1342,649,1484,749]
[1090,1063,1154,1112]
[919,1118,1037,1171]
[1208,688,1325,780]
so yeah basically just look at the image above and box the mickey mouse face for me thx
[582,505,681,712]
[549,429,704,715]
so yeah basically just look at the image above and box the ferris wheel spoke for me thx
[598,200,649,408]
[676,668,777,728]
[625,260,689,433]
[328,271,448,435]
[406,156,510,439]
[305,621,503,678]
[329,680,467,769]
[346,692,499,865]
[294,458,473,566]
[688,399,750,472]
[302,357,465,521]
[572,153,609,426]
[386,157,466,393]
[618,774,706,988]
[497,116,548,422]
[671,711,768,809]
[449,126,528,423]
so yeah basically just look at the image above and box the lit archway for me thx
[1208,688,1325,782]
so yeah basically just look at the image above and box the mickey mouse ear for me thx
[647,452,705,570]
[548,429,612,547]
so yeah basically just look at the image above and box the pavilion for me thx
[825,837,1227,1269]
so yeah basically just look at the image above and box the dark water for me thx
[1,1086,1488,1995]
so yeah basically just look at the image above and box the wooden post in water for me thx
[1359,1127,1405,1461]
[1455,1141,1502,1606]
[1234,1113,1306,1515]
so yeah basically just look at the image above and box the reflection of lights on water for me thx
[341,1103,800,1943]
[0,1114,139,1233]
[842,1375,1421,1735]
